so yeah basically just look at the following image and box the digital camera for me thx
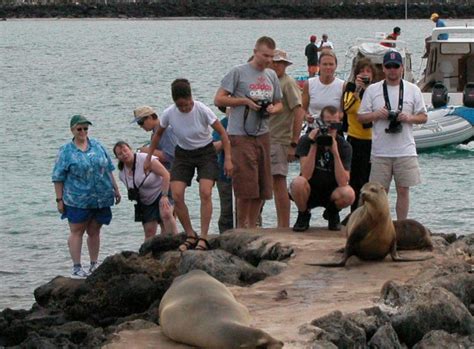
[361,76,370,85]
[256,99,272,119]
[385,111,402,134]
[316,119,333,146]
[127,188,140,202]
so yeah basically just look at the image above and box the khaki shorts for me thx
[369,156,421,190]
[230,134,273,200]
[270,143,289,177]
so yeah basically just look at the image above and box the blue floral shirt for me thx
[52,138,115,209]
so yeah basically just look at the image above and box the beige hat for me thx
[132,106,155,123]
[430,13,439,20]
[273,49,293,65]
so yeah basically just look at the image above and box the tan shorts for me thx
[270,143,289,177]
[230,134,273,200]
[369,156,421,190]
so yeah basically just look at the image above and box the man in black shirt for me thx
[305,35,319,77]
[290,106,355,231]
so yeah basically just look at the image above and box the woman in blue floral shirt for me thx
[52,115,121,278]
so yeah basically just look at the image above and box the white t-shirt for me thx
[359,79,427,157]
[160,100,217,150]
[119,153,163,205]
[308,77,345,116]
[318,40,334,49]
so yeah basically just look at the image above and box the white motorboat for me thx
[415,26,474,150]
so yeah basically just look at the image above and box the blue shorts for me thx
[61,205,112,225]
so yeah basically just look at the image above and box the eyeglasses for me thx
[76,127,89,132]
[384,63,401,69]
[137,116,149,126]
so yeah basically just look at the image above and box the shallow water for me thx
[1,18,473,309]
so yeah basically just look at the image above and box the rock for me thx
[257,260,288,276]
[37,321,105,347]
[113,319,157,333]
[310,310,366,348]
[431,232,458,244]
[347,309,389,339]
[138,233,185,257]
[427,272,474,310]
[309,340,339,349]
[381,283,474,346]
[412,330,474,349]
[177,249,267,286]
[34,276,85,309]
[368,323,402,349]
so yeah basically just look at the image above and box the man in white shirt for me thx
[358,51,427,220]
[318,34,334,50]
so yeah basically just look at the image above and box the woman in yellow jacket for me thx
[343,58,377,212]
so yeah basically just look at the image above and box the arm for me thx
[288,105,305,162]
[214,87,259,111]
[330,139,350,187]
[139,146,167,162]
[267,100,283,115]
[398,111,428,124]
[149,158,171,210]
[211,120,233,177]
[300,130,318,179]
[144,126,166,171]
[109,172,121,204]
[358,107,388,123]
[54,181,65,214]
[302,81,314,123]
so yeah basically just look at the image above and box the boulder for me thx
[257,260,288,276]
[412,330,474,349]
[368,323,402,349]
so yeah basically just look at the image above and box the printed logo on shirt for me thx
[249,76,273,100]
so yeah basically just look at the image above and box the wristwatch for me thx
[290,142,298,148]
[55,198,63,203]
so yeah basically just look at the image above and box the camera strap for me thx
[383,80,404,112]
[124,154,150,191]
[242,97,264,137]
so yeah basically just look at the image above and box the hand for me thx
[354,74,365,91]
[397,112,411,123]
[114,189,121,205]
[329,133,339,155]
[308,128,319,142]
[159,196,171,210]
[305,113,315,124]
[377,107,389,120]
[224,158,233,177]
[266,103,276,115]
[57,201,64,214]
[246,98,260,111]
[287,147,297,162]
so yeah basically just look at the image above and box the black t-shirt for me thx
[296,134,352,182]
[305,43,318,66]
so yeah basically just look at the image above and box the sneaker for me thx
[323,209,341,231]
[71,266,88,279]
[293,211,311,232]
[89,261,100,274]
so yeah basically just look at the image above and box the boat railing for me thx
[430,26,474,42]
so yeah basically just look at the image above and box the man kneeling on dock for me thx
[290,106,355,232]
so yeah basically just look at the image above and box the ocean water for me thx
[1,18,473,310]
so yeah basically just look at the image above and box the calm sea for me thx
[1,18,473,310]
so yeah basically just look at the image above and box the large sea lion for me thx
[307,182,433,267]
[394,219,433,251]
[159,269,284,349]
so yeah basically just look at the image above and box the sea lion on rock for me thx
[307,182,433,267]
[394,219,433,251]
[159,269,284,349]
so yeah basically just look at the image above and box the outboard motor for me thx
[431,82,449,108]
[463,82,474,108]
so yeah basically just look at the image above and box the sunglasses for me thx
[384,63,401,69]
[76,127,89,132]
[137,116,149,126]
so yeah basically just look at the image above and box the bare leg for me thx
[272,175,290,228]
[86,219,102,263]
[236,198,249,228]
[142,221,158,241]
[68,221,87,265]
[171,181,194,236]
[247,199,263,228]
[289,176,311,212]
[198,179,214,244]
[330,185,356,210]
[396,186,410,220]
[160,200,178,236]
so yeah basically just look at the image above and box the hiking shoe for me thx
[89,261,100,274]
[323,209,341,231]
[71,266,88,279]
[293,211,311,232]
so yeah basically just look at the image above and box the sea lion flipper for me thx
[390,241,433,262]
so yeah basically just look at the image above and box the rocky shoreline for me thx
[0,229,473,348]
[1,3,473,19]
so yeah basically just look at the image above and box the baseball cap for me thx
[70,114,92,128]
[383,51,403,66]
[132,106,155,123]
[394,27,401,34]
[430,13,439,20]
[273,49,293,65]
[310,35,316,42]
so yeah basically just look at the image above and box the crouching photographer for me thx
[114,141,178,241]
[357,51,427,220]
[290,106,355,232]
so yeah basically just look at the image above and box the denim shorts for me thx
[61,205,112,225]
[137,194,174,224]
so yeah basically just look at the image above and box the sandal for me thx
[195,238,210,251]
[178,233,199,252]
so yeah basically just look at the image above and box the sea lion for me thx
[159,269,284,349]
[394,219,433,251]
[307,182,433,267]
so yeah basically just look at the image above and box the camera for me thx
[316,119,333,146]
[361,76,370,85]
[127,188,140,202]
[134,203,143,222]
[256,99,272,119]
[385,111,402,134]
